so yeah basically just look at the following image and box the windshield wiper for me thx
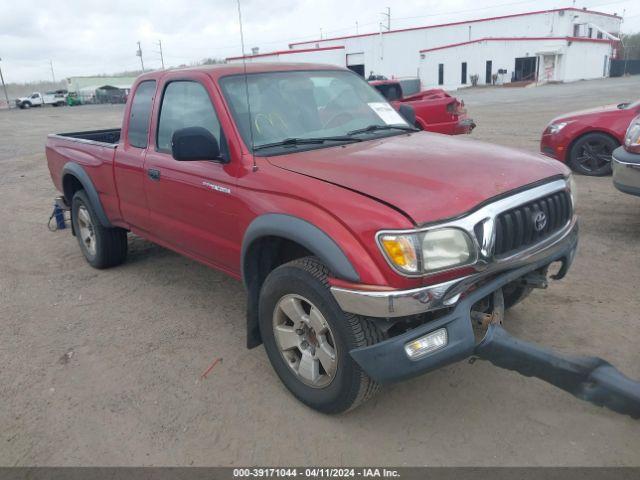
[347,124,419,136]
[253,136,362,151]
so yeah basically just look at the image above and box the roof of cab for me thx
[134,62,348,83]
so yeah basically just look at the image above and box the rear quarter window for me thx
[128,80,156,148]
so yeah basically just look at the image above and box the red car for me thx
[370,80,475,135]
[541,100,640,176]
[612,115,640,197]
[43,63,640,417]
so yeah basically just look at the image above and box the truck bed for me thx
[49,128,121,146]
[46,128,123,225]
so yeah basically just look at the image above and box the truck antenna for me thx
[236,0,258,172]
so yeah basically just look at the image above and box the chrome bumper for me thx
[612,146,640,197]
[331,218,578,318]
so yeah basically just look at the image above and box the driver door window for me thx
[157,81,223,154]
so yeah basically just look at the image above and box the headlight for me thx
[624,115,640,154]
[546,122,569,135]
[378,228,475,275]
[567,174,577,207]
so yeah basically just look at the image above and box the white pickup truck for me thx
[15,90,67,109]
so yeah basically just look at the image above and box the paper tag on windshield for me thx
[368,102,406,125]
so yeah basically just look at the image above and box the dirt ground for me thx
[1,77,639,467]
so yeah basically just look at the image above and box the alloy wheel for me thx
[575,139,614,173]
[272,294,338,388]
[76,205,97,256]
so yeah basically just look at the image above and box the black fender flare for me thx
[61,162,113,228]
[241,213,360,286]
[241,214,361,349]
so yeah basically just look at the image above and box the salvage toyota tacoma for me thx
[45,63,640,416]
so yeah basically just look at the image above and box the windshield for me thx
[219,70,410,153]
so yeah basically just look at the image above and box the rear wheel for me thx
[259,257,384,413]
[568,132,617,176]
[71,190,128,269]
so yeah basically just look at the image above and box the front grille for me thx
[493,190,572,257]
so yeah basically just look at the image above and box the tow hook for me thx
[475,324,640,419]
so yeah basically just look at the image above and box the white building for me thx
[227,7,622,90]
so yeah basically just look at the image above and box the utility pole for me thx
[0,58,10,109]
[157,40,165,69]
[136,41,145,72]
[320,28,323,39]
[49,60,55,83]
[381,7,390,31]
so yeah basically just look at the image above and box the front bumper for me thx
[347,228,578,384]
[540,133,565,161]
[331,219,578,318]
[347,224,640,418]
[612,146,640,197]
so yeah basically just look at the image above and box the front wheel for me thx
[259,257,384,413]
[71,190,128,269]
[568,133,617,176]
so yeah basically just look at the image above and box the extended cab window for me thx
[128,81,156,148]
[157,81,222,153]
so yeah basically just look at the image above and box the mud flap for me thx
[475,324,640,419]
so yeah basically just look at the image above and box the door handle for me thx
[147,168,161,181]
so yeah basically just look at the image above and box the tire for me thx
[21,102,31,109]
[71,190,128,269]
[502,282,532,310]
[259,257,384,414]
[568,132,618,176]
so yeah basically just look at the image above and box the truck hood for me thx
[268,132,568,224]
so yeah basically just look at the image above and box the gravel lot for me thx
[1,76,639,466]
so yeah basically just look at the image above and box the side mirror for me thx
[398,104,416,126]
[171,127,221,161]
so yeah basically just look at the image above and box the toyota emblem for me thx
[533,210,547,232]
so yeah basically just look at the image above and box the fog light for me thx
[404,328,448,360]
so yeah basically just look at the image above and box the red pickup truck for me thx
[369,80,475,135]
[46,63,640,417]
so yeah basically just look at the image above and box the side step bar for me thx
[475,324,640,419]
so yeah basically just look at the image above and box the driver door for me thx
[143,75,240,272]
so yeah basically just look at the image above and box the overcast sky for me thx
[1,0,639,83]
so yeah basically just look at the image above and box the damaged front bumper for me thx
[348,229,640,418]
